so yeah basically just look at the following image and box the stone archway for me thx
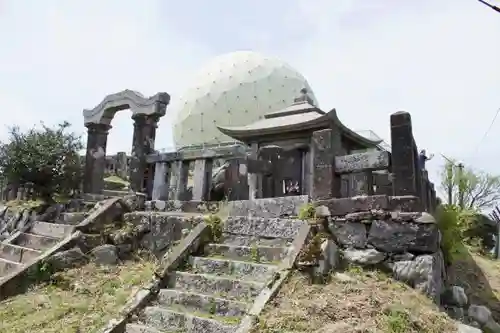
[82,89,170,194]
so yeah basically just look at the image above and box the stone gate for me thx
[82,90,170,194]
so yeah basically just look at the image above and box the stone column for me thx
[192,158,213,201]
[116,152,128,180]
[421,170,429,211]
[247,144,259,200]
[83,123,111,194]
[151,162,170,200]
[310,128,342,199]
[390,111,418,198]
[129,114,159,193]
[172,160,190,201]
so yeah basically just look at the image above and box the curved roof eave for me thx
[217,108,383,148]
[328,108,383,147]
[216,111,331,140]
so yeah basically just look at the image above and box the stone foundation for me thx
[145,195,309,218]
[313,196,445,303]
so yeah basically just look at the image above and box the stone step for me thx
[12,232,60,251]
[190,256,277,282]
[205,243,287,263]
[125,323,163,333]
[222,233,293,248]
[0,257,23,276]
[223,216,304,240]
[102,189,130,197]
[29,221,74,238]
[82,193,109,202]
[157,289,249,318]
[0,243,41,263]
[59,212,88,225]
[168,271,264,302]
[141,306,237,333]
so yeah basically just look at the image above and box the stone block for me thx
[315,195,389,216]
[190,256,276,283]
[335,150,390,174]
[368,220,439,253]
[223,216,304,239]
[392,251,445,303]
[227,195,309,218]
[167,271,264,301]
[329,221,367,248]
[389,195,421,212]
[91,244,119,265]
[156,289,248,317]
[343,248,385,265]
[48,247,86,270]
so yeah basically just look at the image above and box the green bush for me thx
[436,204,476,264]
[298,203,316,220]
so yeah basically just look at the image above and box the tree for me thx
[440,159,500,210]
[0,122,84,202]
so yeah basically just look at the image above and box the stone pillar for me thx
[129,114,159,193]
[421,170,429,211]
[224,158,248,201]
[152,162,170,200]
[172,160,190,201]
[310,128,342,199]
[390,111,419,198]
[192,158,213,201]
[247,144,259,200]
[83,123,111,194]
[430,183,437,212]
[116,152,128,180]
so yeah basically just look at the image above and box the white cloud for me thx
[283,0,500,185]
[0,0,213,153]
[1,0,500,197]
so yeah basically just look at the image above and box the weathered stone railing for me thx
[310,111,436,212]
[0,182,37,202]
[390,111,436,212]
[146,111,436,211]
[146,145,247,201]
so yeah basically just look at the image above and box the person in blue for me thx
[418,149,434,171]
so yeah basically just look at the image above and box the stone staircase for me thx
[0,220,75,281]
[125,215,301,333]
[0,191,129,282]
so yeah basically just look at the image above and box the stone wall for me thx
[312,196,445,302]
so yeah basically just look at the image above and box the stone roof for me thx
[217,89,382,147]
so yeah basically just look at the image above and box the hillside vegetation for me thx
[252,267,458,333]
[0,259,156,333]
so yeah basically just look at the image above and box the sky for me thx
[1,0,500,198]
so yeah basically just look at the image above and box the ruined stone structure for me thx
[104,152,131,179]
[147,89,436,212]
[82,90,170,194]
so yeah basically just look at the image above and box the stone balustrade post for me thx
[172,160,190,201]
[152,162,171,200]
[310,128,342,199]
[390,111,419,202]
[192,158,213,201]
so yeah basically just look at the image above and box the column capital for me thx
[86,123,112,134]
[132,113,160,127]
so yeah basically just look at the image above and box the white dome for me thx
[172,51,318,148]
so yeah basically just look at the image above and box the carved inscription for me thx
[335,151,389,174]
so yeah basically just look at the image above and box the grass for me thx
[252,267,457,333]
[447,245,500,322]
[104,175,130,188]
[0,259,156,333]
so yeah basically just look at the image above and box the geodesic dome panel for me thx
[172,51,318,148]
